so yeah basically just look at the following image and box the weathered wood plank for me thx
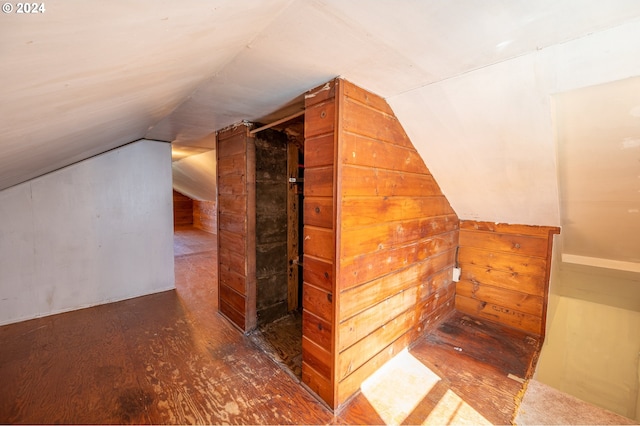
[340,132,427,174]
[220,284,246,315]
[338,286,417,352]
[303,226,334,261]
[302,336,332,379]
[458,246,547,277]
[302,362,334,408]
[340,230,458,287]
[305,101,335,139]
[303,283,332,323]
[341,165,441,197]
[305,80,336,107]
[339,215,458,259]
[303,197,333,228]
[193,200,216,233]
[303,255,333,293]
[305,134,334,168]
[339,264,423,320]
[302,310,332,352]
[456,280,543,317]
[288,143,300,312]
[455,294,542,335]
[342,98,412,148]
[342,79,393,116]
[459,263,546,297]
[460,230,548,258]
[336,330,414,407]
[217,152,247,176]
[217,229,245,257]
[218,194,247,216]
[338,309,416,381]
[218,266,246,296]
[217,173,245,195]
[460,220,560,238]
[304,167,333,197]
[341,196,454,227]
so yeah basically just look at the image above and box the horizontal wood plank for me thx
[458,247,548,277]
[303,283,332,323]
[459,230,548,258]
[339,215,458,259]
[303,226,335,261]
[305,134,334,168]
[455,294,542,335]
[340,232,458,290]
[342,79,393,116]
[338,286,417,352]
[341,196,454,227]
[456,280,543,317]
[304,167,333,197]
[460,221,560,238]
[341,165,442,197]
[302,336,332,379]
[303,197,333,228]
[340,132,427,174]
[342,98,412,148]
[303,256,333,293]
[305,101,335,139]
[337,309,416,380]
[458,263,546,297]
[302,310,332,352]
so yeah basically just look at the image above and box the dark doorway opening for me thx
[249,115,305,380]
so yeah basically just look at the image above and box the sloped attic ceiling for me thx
[1,1,640,270]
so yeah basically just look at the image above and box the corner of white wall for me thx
[0,140,175,326]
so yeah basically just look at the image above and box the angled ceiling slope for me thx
[2,1,640,238]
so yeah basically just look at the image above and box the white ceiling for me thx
[1,1,640,270]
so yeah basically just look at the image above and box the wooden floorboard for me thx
[1,226,545,424]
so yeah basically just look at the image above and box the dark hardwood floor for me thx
[0,225,541,424]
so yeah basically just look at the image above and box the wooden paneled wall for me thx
[302,78,460,409]
[334,80,459,406]
[173,190,193,226]
[217,124,256,332]
[302,81,338,406]
[193,200,216,234]
[456,221,559,337]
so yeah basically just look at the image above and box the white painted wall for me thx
[536,257,640,420]
[0,140,175,326]
[388,19,640,226]
[172,149,217,201]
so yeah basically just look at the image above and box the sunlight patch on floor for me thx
[422,389,491,425]
[361,348,491,425]
[361,349,440,424]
